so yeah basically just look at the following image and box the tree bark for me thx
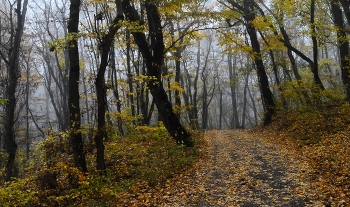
[94,4,123,171]
[242,69,250,129]
[2,0,28,181]
[310,0,325,89]
[174,49,182,119]
[191,42,201,129]
[126,30,136,124]
[228,54,240,128]
[243,0,275,125]
[339,0,350,26]
[111,45,124,135]
[122,0,193,146]
[181,61,196,127]
[68,0,87,172]
[219,91,223,129]
[227,0,275,125]
[330,0,350,100]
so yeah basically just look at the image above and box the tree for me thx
[122,0,193,146]
[164,0,205,120]
[310,0,325,89]
[228,53,241,128]
[200,35,217,129]
[225,0,276,125]
[330,0,350,100]
[67,0,87,172]
[339,0,350,25]
[0,0,29,181]
[32,0,71,131]
[93,0,123,171]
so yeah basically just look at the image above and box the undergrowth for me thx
[0,124,205,207]
[256,102,350,206]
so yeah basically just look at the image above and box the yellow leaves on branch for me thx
[121,20,145,33]
[251,16,274,32]
[262,34,285,51]
[169,82,185,93]
[221,9,242,20]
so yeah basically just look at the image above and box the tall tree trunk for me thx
[228,55,240,128]
[242,69,250,129]
[122,0,193,146]
[201,76,208,129]
[2,0,28,181]
[200,37,212,129]
[258,30,287,107]
[68,0,87,172]
[219,91,223,129]
[330,0,350,100]
[227,0,276,125]
[191,42,200,129]
[243,1,275,125]
[339,0,350,25]
[94,5,123,171]
[248,82,258,126]
[140,62,154,126]
[181,68,190,124]
[174,50,182,119]
[25,53,31,160]
[310,0,324,89]
[111,45,124,135]
[126,30,136,124]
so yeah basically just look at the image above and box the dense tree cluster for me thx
[0,0,349,183]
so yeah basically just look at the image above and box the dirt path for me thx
[194,130,311,207]
[132,130,314,206]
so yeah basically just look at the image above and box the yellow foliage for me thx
[121,20,145,33]
[221,9,242,20]
[169,81,185,93]
[252,16,274,32]
[262,34,285,51]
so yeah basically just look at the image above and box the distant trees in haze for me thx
[0,0,349,180]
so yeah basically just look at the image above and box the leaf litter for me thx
[118,130,322,206]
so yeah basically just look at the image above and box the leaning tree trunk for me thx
[244,0,275,126]
[122,0,193,146]
[68,0,87,172]
[227,0,275,125]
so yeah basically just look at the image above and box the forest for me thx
[0,0,349,206]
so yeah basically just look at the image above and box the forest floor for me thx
[119,130,325,206]
[1,128,348,206]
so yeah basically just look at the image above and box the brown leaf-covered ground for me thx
[118,130,321,206]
